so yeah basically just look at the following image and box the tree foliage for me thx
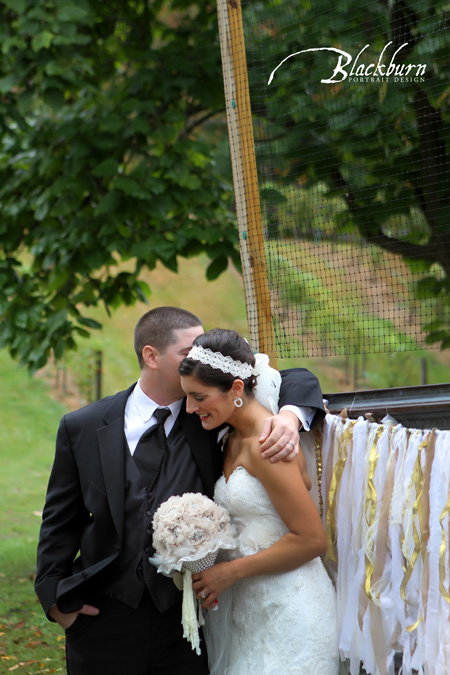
[0,0,237,370]
[245,0,450,349]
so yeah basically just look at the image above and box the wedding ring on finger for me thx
[201,590,207,599]
[287,441,294,449]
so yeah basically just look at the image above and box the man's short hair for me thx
[134,306,202,368]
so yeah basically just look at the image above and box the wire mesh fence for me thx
[218,0,450,358]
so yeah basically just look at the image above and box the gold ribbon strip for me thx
[419,430,436,627]
[439,488,450,605]
[400,436,429,632]
[313,427,324,519]
[364,426,384,601]
[326,420,356,563]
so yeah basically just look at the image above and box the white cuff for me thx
[279,405,315,432]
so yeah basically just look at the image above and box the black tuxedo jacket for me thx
[35,368,324,616]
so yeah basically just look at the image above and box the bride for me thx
[179,328,339,674]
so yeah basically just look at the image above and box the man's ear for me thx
[231,379,245,398]
[142,345,159,370]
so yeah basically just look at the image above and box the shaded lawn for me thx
[0,351,67,673]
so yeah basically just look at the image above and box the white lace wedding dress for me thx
[204,466,339,675]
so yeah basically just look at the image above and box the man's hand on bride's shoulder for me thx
[258,410,300,463]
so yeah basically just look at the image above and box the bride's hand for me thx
[192,562,237,609]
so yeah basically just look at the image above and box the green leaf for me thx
[74,326,90,337]
[99,114,125,133]
[34,201,50,222]
[77,317,102,329]
[17,91,33,115]
[1,36,27,54]
[422,320,444,332]
[0,74,18,94]
[92,158,120,178]
[48,268,71,292]
[53,340,66,359]
[14,308,29,329]
[56,4,90,22]
[135,280,151,302]
[328,110,359,132]
[43,88,65,111]
[406,0,431,11]
[1,0,26,13]
[415,34,445,57]
[206,255,228,280]
[440,336,450,350]
[46,310,68,335]
[114,176,148,199]
[425,330,449,345]
[260,186,288,204]
[354,113,381,137]
[94,191,120,215]
[31,31,54,52]
[415,276,438,299]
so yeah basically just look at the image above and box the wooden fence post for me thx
[217,0,277,364]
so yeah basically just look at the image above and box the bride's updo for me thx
[179,328,257,395]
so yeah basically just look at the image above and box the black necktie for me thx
[133,408,171,488]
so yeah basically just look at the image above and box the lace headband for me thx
[186,345,253,379]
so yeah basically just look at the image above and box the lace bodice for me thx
[215,466,289,557]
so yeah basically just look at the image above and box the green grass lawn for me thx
[0,350,68,673]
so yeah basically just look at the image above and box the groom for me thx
[35,306,325,675]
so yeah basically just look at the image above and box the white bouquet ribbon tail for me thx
[181,551,219,654]
[182,569,201,655]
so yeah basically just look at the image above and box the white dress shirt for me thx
[124,380,183,455]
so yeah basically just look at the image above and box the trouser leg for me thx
[65,592,209,675]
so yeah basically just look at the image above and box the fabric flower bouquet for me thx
[150,492,236,654]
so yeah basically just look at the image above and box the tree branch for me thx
[182,109,224,138]
[330,167,450,274]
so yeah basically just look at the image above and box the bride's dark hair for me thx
[179,328,257,395]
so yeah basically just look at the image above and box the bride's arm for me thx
[192,447,326,608]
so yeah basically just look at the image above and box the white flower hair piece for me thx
[186,344,253,379]
[252,353,282,415]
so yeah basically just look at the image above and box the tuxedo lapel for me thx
[95,388,222,528]
[97,387,133,539]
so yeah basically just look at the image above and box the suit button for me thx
[147,491,152,499]
[145,547,151,554]
[146,529,152,535]
[81,571,88,579]
[115,544,120,551]
[146,511,152,517]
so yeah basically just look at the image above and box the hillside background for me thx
[36,254,450,410]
